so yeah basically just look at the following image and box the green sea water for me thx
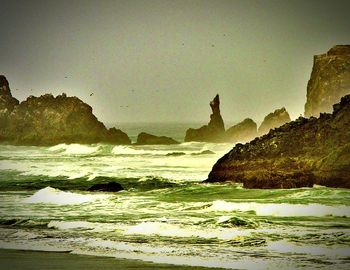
[0,123,349,269]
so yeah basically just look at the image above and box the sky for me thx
[1,0,349,125]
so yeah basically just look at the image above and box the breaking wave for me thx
[48,144,100,155]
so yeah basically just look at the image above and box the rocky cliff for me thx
[185,94,225,142]
[205,95,350,188]
[305,45,350,117]
[0,75,131,145]
[258,107,291,135]
[225,118,258,143]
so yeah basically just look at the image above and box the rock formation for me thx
[136,132,179,145]
[205,94,350,188]
[225,118,258,143]
[305,45,350,117]
[185,94,225,142]
[258,107,291,135]
[87,182,124,192]
[0,75,131,145]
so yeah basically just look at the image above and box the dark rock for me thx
[258,107,291,135]
[225,118,258,143]
[205,94,350,188]
[135,132,179,145]
[87,182,124,192]
[0,75,131,146]
[185,94,225,142]
[166,152,186,156]
[191,150,215,155]
[305,45,350,117]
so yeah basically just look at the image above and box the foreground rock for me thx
[0,75,131,146]
[225,118,258,143]
[305,45,350,117]
[87,182,124,192]
[136,132,179,145]
[258,107,291,135]
[205,95,350,188]
[185,94,225,142]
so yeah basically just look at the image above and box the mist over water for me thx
[0,123,350,269]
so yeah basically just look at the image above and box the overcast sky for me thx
[1,0,349,124]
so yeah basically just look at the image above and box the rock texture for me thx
[87,182,124,192]
[205,95,350,188]
[185,94,225,142]
[258,107,291,135]
[0,75,131,146]
[136,132,179,145]
[305,45,350,117]
[225,118,258,143]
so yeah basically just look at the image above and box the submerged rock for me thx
[0,75,131,146]
[258,107,291,135]
[225,118,258,143]
[87,182,124,192]
[185,94,225,142]
[205,94,350,188]
[305,45,350,117]
[136,132,179,145]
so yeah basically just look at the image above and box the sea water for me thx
[0,123,349,269]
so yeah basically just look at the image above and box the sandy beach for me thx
[0,249,217,270]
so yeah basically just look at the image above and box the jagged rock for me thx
[135,132,179,145]
[0,75,131,145]
[225,118,258,143]
[258,107,291,135]
[305,45,350,117]
[205,95,350,188]
[87,182,124,192]
[185,94,225,142]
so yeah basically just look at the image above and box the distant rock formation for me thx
[225,118,258,143]
[305,45,350,117]
[185,94,225,142]
[136,132,179,145]
[258,107,291,135]
[0,75,131,145]
[205,95,350,188]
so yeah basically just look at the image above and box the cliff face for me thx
[258,107,291,135]
[305,45,350,117]
[185,94,225,142]
[225,118,258,143]
[0,75,131,145]
[205,95,350,188]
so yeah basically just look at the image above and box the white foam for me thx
[111,145,170,156]
[49,143,100,155]
[24,187,111,205]
[208,200,350,217]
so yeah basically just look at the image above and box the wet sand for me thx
[0,248,215,270]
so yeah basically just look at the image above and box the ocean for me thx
[0,123,349,269]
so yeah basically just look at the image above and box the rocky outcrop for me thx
[136,132,179,145]
[205,95,350,188]
[305,45,350,117]
[258,107,291,135]
[87,182,124,192]
[185,94,225,142]
[225,118,258,143]
[0,75,131,146]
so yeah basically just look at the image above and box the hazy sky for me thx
[1,0,349,124]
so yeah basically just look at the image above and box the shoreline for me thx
[0,248,219,270]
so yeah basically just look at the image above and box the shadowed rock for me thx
[185,94,225,142]
[136,132,179,145]
[258,107,291,135]
[305,45,350,117]
[87,182,124,192]
[205,94,350,188]
[225,118,258,143]
[0,75,131,145]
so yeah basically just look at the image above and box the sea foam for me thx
[24,187,111,205]
[48,143,100,155]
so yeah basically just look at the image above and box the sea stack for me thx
[258,107,291,135]
[185,94,225,142]
[135,132,179,145]
[0,75,131,146]
[224,118,258,143]
[305,45,350,117]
